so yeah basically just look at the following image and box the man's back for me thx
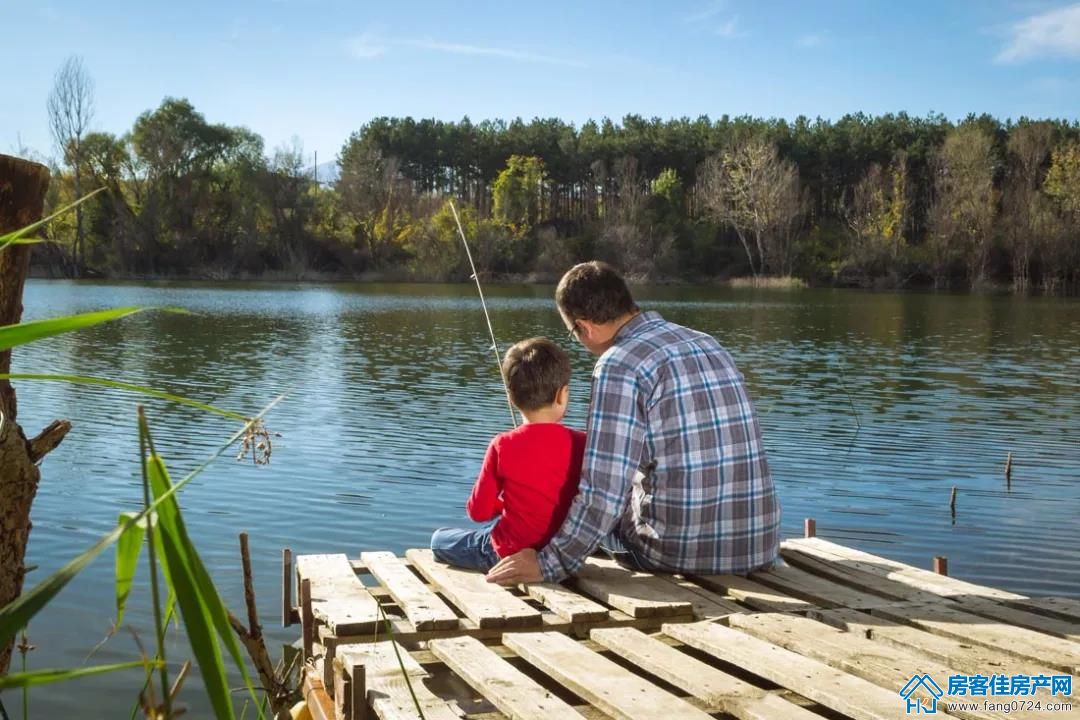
[538,310,780,580]
[604,311,780,574]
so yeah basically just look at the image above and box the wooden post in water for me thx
[282,547,293,627]
[949,486,957,520]
[1004,452,1013,484]
[300,578,314,660]
[804,518,816,538]
[0,155,72,675]
[933,556,948,576]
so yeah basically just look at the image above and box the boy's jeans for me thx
[430,525,501,572]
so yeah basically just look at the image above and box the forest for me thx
[36,60,1080,292]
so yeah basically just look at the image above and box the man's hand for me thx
[485,548,543,585]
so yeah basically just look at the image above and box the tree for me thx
[46,56,95,276]
[839,153,910,283]
[1003,122,1055,292]
[492,155,546,230]
[926,126,998,287]
[696,140,804,277]
[1043,141,1080,292]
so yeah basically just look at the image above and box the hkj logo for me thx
[901,673,1074,714]
[901,674,944,714]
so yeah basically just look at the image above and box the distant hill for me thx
[305,160,340,185]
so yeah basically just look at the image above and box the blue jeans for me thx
[430,525,501,572]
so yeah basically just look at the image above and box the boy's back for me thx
[468,423,586,557]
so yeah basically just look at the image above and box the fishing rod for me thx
[448,200,519,428]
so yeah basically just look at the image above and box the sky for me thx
[3,0,1079,165]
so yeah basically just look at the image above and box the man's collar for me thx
[613,310,662,343]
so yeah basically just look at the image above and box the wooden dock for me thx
[287,533,1078,720]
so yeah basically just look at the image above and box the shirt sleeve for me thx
[466,439,503,521]
[538,360,645,582]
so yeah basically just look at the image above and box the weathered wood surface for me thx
[783,537,1028,601]
[664,620,906,720]
[429,635,587,720]
[690,572,814,612]
[590,627,825,719]
[571,556,694,618]
[296,553,381,635]
[359,551,459,630]
[336,640,461,720]
[524,581,610,623]
[406,548,542,628]
[504,631,714,720]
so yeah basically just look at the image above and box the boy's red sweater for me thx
[466,423,586,558]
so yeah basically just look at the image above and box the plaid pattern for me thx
[538,311,781,582]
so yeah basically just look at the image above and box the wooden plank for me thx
[504,631,714,720]
[751,563,895,608]
[658,576,745,619]
[429,635,587,720]
[296,554,381,635]
[690,572,815,612]
[956,597,1080,641]
[871,601,1080,674]
[570,556,694,618]
[524,582,610,623]
[663,620,907,720]
[728,613,1030,720]
[785,538,1027,601]
[406,549,542,629]
[360,551,459,631]
[590,627,825,719]
[814,608,1061,681]
[781,546,947,603]
[336,640,460,720]
[302,670,337,720]
[1014,597,1080,623]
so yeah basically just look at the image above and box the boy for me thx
[430,337,586,572]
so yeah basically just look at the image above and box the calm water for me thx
[9,280,1080,716]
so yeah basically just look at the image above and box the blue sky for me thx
[3,0,1079,165]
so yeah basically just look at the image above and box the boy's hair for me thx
[556,261,639,324]
[502,337,571,412]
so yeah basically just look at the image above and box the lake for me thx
[10,280,1080,717]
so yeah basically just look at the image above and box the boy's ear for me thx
[557,385,570,405]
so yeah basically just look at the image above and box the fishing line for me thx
[447,200,519,428]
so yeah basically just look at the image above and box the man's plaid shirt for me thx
[538,311,781,582]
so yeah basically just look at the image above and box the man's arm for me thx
[537,360,646,582]
[465,440,502,521]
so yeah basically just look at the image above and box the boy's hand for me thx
[486,548,542,585]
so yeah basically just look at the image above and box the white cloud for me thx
[714,17,740,38]
[797,33,825,48]
[405,40,586,67]
[998,3,1080,62]
[349,32,385,59]
[682,0,727,24]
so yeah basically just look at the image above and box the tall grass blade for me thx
[145,448,262,718]
[0,660,158,690]
[2,374,247,420]
[114,512,149,627]
[0,187,105,250]
[0,394,286,651]
[0,307,188,352]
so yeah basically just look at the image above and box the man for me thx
[486,261,780,585]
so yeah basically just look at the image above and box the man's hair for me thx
[556,261,638,324]
[502,337,571,412]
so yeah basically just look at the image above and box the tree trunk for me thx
[0,154,71,675]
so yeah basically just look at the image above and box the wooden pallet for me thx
[291,538,1078,720]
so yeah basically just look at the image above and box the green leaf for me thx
[0,187,105,251]
[1,374,247,422]
[145,449,261,719]
[115,512,148,627]
[0,660,158,690]
[0,307,189,352]
[0,394,285,653]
